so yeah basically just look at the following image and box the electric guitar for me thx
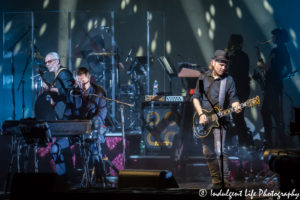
[193,96,260,139]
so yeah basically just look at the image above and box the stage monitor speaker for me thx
[142,102,182,153]
[10,173,69,199]
[118,169,178,189]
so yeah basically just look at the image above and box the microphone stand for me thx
[71,91,133,169]
[102,96,134,169]
[17,55,31,119]
[199,79,226,189]
[7,27,31,120]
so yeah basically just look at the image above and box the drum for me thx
[34,92,57,120]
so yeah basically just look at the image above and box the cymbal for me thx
[3,51,45,59]
[178,67,201,78]
[88,52,117,56]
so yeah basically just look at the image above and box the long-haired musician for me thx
[192,50,241,189]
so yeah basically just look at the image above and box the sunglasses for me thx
[45,59,58,65]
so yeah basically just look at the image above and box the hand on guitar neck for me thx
[39,69,59,94]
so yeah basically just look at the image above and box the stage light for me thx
[4,20,12,34]
[87,19,93,31]
[136,46,144,57]
[70,17,76,30]
[263,0,274,14]
[229,0,233,8]
[43,0,49,9]
[205,11,211,23]
[121,0,126,10]
[101,18,106,27]
[166,40,172,54]
[236,7,242,19]
[39,23,47,36]
[75,58,82,68]
[209,29,214,40]
[210,19,216,30]
[210,4,216,16]
[197,28,202,37]
[151,32,158,53]
[289,28,298,49]
[180,0,214,65]
[151,40,157,53]
[133,4,138,13]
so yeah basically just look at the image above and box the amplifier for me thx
[141,102,182,154]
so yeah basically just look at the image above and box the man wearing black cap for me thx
[257,28,292,148]
[192,50,241,189]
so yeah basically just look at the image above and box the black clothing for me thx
[192,70,239,111]
[262,44,292,148]
[51,66,75,103]
[227,48,251,146]
[192,69,239,185]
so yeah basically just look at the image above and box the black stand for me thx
[157,56,177,95]
[17,55,31,118]
[6,27,31,120]
[18,120,52,173]
[198,80,226,189]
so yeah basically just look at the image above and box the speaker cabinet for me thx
[118,169,178,189]
[142,102,182,154]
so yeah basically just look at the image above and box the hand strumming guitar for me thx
[232,102,242,113]
[42,82,59,94]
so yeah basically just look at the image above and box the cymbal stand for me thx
[120,105,126,168]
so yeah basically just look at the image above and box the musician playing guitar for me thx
[192,50,241,189]
[257,28,292,148]
[41,52,75,119]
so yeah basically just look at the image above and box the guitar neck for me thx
[217,102,248,117]
[38,70,52,88]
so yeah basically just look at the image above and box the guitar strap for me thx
[52,67,67,86]
[218,77,227,110]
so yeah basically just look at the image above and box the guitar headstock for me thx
[245,96,260,107]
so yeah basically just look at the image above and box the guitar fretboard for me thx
[217,101,251,117]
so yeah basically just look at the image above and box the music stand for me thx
[157,56,177,94]
[18,120,52,173]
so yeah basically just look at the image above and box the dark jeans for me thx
[232,110,251,146]
[201,128,229,184]
[261,92,284,148]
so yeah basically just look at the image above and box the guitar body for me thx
[34,92,57,120]
[193,96,261,139]
[193,107,221,139]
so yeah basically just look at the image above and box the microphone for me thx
[70,83,83,95]
[70,87,83,95]
[125,48,133,62]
